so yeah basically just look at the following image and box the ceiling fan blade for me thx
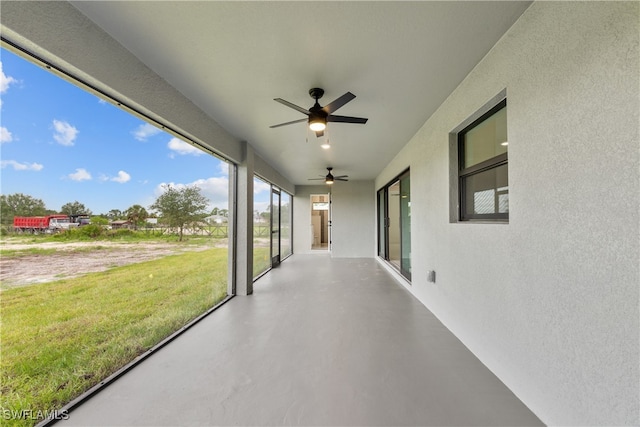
[334,175,349,179]
[315,130,324,138]
[274,98,310,115]
[269,118,307,128]
[308,178,325,181]
[336,178,349,181]
[322,92,356,114]
[327,115,368,124]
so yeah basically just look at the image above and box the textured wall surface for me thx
[329,180,375,258]
[293,181,375,257]
[254,154,295,196]
[375,2,639,425]
[293,185,331,255]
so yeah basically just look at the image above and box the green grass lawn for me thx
[0,248,228,426]
[253,245,271,278]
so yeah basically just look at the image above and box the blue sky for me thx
[0,48,270,216]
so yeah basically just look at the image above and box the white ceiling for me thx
[70,1,531,185]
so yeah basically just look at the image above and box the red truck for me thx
[13,215,79,233]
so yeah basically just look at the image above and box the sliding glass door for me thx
[281,192,291,258]
[253,176,293,279]
[399,172,411,276]
[378,170,411,281]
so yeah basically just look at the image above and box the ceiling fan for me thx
[270,88,368,137]
[308,167,349,185]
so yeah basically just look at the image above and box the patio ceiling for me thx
[69,1,531,185]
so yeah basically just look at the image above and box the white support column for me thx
[233,141,254,296]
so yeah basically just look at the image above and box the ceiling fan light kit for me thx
[309,117,326,132]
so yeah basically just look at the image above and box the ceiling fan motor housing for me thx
[309,87,325,100]
[326,167,334,180]
[308,88,328,128]
[309,107,328,122]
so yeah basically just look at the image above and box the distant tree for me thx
[281,202,290,218]
[61,201,92,216]
[107,209,123,220]
[219,209,228,218]
[0,193,48,226]
[125,204,149,229]
[149,184,209,241]
[211,207,219,216]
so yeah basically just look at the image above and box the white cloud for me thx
[192,176,229,203]
[52,120,79,146]
[68,168,92,181]
[0,62,17,94]
[133,123,161,141]
[1,160,43,171]
[167,137,202,156]
[217,161,230,176]
[111,170,131,183]
[254,178,271,195]
[99,170,131,183]
[0,127,13,143]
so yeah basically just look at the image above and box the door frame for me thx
[310,193,331,252]
[377,169,411,280]
[271,187,281,267]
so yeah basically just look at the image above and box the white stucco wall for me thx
[375,2,639,425]
[329,180,375,258]
[293,185,331,255]
[294,181,375,257]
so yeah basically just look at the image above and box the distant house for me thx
[109,220,132,229]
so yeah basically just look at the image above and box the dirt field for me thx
[0,239,226,289]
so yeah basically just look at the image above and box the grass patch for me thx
[0,248,59,258]
[253,246,271,278]
[0,248,228,426]
[2,229,218,244]
[0,246,112,259]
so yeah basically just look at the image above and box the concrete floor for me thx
[61,255,543,426]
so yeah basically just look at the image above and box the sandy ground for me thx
[0,240,225,289]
